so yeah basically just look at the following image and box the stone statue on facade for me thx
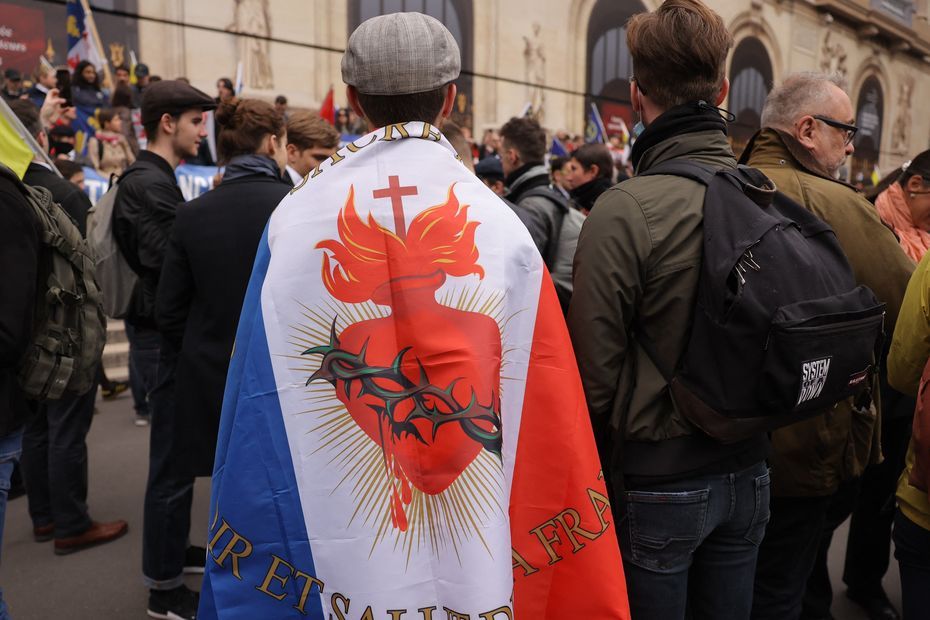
[523,22,546,122]
[819,32,848,78]
[892,75,914,153]
[227,0,274,90]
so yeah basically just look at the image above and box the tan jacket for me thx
[744,128,915,496]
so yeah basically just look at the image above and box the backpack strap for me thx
[520,186,570,270]
[637,159,718,185]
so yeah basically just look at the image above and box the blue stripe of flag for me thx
[200,228,325,619]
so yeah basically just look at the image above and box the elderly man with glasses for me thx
[741,71,915,620]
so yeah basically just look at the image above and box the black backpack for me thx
[638,161,885,443]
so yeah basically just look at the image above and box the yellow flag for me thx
[0,113,35,179]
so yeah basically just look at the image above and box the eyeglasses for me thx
[630,76,647,96]
[812,115,858,145]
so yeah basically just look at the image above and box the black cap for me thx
[4,68,22,81]
[475,156,504,182]
[134,63,149,78]
[141,80,216,125]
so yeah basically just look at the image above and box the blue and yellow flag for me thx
[585,103,607,144]
[0,101,37,179]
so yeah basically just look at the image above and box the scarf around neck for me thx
[630,102,728,171]
[875,182,930,263]
[222,154,282,183]
[569,177,612,212]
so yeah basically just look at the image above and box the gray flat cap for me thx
[342,12,461,96]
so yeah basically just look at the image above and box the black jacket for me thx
[156,171,290,476]
[113,151,184,328]
[23,162,92,236]
[0,173,41,436]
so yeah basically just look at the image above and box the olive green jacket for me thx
[569,130,754,479]
[744,128,915,497]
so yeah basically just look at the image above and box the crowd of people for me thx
[1,1,930,619]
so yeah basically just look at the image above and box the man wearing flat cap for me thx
[112,79,215,620]
[1,68,24,102]
[199,12,629,620]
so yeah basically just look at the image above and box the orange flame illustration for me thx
[316,184,484,304]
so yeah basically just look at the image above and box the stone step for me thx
[106,320,128,344]
[102,340,130,370]
[104,365,129,382]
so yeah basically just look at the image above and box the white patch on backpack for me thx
[797,357,831,405]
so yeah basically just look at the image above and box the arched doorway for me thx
[852,76,884,186]
[728,37,773,157]
[586,0,645,139]
[349,0,474,131]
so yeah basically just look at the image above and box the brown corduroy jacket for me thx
[743,128,914,497]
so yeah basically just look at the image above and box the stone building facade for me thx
[5,0,927,177]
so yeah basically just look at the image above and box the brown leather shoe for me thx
[33,524,54,542]
[53,520,128,555]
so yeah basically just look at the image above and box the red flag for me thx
[320,86,335,125]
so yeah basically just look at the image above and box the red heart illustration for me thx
[332,277,502,530]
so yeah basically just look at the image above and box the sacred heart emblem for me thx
[303,179,503,535]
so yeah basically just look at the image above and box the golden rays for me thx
[278,285,522,567]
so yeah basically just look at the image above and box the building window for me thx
[871,0,914,25]
[349,0,473,130]
[586,0,645,138]
[852,76,884,186]
[728,37,773,157]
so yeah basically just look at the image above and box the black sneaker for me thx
[183,545,207,575]
[147,585,199,620]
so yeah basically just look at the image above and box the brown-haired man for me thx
[568,0,770,617]
[283,111,340,186]
[112,79,216,620]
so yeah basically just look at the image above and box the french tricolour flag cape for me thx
[200,121,630,619]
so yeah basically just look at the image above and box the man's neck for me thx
[31,157,52,171]
[146,140,180,169]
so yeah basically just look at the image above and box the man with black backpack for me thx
[7,100,128,557]
[743,73,914,620]
[500,116,582,312]
[568,1,771,617]
[111,80,216,620]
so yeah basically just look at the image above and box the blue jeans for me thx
[126,323,159,417]
[0,428,24,620]
[618,460,771,620]
[894,509,930,620]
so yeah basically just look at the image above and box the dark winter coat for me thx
[0,169,41,436]
[156,166,291,476]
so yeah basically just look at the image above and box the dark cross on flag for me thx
[373,175,418,240]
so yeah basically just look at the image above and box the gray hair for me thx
[760,72,849,131]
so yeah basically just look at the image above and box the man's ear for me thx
[796,116,817,150]
[630,81,641,115]
[37,130,48,153]
[438,83,457,123]
[907,174,925,193]
[347,85,365,121]
[715,77,730,107]
[160,112,176,136]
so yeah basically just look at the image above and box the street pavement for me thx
[0,391,903,619]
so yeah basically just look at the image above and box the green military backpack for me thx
[0,164,107,400]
